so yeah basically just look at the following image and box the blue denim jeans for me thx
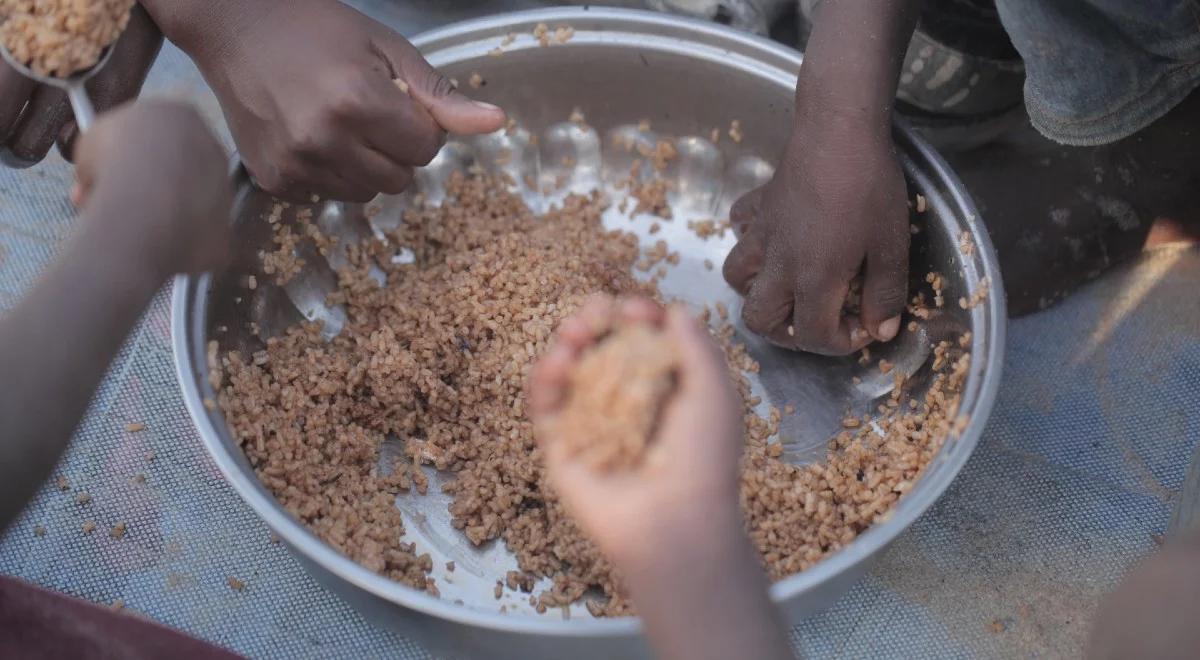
[996,0,1200,145]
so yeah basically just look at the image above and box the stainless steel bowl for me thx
[172,8,1005,659]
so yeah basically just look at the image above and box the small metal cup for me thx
[0,44,113,166]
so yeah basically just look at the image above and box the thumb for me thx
[663,306,726,396]
[658,305,741,450]
[381,34,506,135]
[722,223,766,296]
[70,119,112,208]
[722,187,767,293]
[729,186,764,237]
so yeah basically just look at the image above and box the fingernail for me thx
[876,316,901,342]
[69,183,82,207]
[62,125,78,158]
[471,100,502,112]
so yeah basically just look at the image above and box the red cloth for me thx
[0,575,241,658]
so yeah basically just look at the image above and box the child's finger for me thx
[70,157,97,207]
[617,296,665,327]
[532,404,619,505]
[70,113,116,206]
[553,295,615,356]
[575,294,616,336]
[555,315,600,353]
[654,305,741,455]
[531,296,622,423]
[528,341,577,417]
[664,305,729,391]
[69,182,85,208]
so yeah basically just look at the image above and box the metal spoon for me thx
[0,43,114,132]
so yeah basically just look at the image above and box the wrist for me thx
[72,222,170,300]
[785,104,897,171]
[620,516,774,633]
[790,0,919,142]
[142,0,272,61]
[792,92,894,148]
[614,502,746,578]
[78,191,179,283]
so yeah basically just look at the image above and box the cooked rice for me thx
[215,172,969,615]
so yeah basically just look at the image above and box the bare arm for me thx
[0,206,165,529]
[796,0,921,137]
[623,511,795,660]
[724,0,920,356]
[529,298,795,660]
[137,0,505,203]
[1087,531,1200,658]
[0,100,232,532]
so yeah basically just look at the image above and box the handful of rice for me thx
[552,319,681,471]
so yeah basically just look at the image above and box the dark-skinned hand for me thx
[722,119,909,356]
[168,0,506,203]
[0,4,162,167]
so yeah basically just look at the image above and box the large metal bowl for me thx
[172,8,1004,659]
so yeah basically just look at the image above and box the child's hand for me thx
[72,99,233,277]
[162,0,506,203]
[721,111,910,357]
[529,297,745,573]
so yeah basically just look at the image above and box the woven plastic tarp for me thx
[2,4,1199,657]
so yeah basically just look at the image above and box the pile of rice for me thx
[213,172,970,615]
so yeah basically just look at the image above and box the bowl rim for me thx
[171,5,1006,638]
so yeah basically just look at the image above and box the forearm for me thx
[137,0,273,57]
[0,207,164,531]
[623,513,795,660]
[796,0,920,138]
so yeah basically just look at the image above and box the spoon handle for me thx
[67,83,96,132]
